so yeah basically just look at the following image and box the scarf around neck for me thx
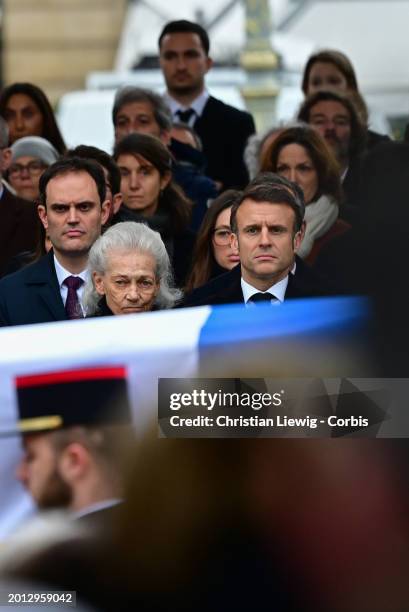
[297,194,339,259]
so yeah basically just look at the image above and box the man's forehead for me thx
[22,431,51,450]
[310,101,350,118]
[237,199,296,222]
[46,170,99,200]
[118,100,154,117]
[160,31,204,52]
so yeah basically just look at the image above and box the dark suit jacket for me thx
[193,96,256,189]
[180,257,332,308]
[0,251,67,326]
[0,186,40,277]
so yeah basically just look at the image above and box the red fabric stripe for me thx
[16,366,126,388]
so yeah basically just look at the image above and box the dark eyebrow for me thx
[242,223,260,230]
[50,201,96,208]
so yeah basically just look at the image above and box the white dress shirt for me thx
[53,255,88,314]
[241,276,289,305]
[164,90,210,127]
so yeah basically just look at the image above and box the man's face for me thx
[38,171,110,261]
[114,101,165,144]
[16,433,72,510]
[308,100,351,163]
[232,200,302,289]
[159,32,212,98]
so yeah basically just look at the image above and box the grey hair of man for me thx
[83,221,182,315]
[112,86,172,133]
[244,125,283,180]
[0,116,9,148]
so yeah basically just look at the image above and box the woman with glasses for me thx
[8,136,59,201]
[185,190,241,292]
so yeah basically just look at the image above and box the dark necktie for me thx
[176,108,195,123]
[248,292,276,304]
[63,276,84,319]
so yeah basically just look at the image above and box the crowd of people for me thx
[1,16,409,611]
[1,19,406,323]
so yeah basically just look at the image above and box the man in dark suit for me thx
[0,116,40,277]
[182,173,330,307]
[159,19,256,190]
[8,365,133,527]
[0,156,110,326]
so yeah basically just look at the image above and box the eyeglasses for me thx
[213,228,232,246]
[9,160,47,177]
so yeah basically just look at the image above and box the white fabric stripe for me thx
[0,306,211,539]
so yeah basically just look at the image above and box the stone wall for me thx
[3,0,127,103]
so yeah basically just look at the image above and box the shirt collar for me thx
[71,499,122,520]
[241,275,289,305]
[164,90,209,119]
[53,254,88,287]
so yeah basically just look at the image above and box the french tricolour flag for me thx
[0,297,368,537]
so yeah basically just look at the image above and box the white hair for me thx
[83,222,182,315]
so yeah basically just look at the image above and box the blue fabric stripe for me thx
[199,297,369,347]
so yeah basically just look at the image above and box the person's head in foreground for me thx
[12,366,133,516]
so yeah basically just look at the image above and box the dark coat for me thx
[0,251,67,326]
[180,257,332,308]
[0,187,40,277]
[193,96,255,190]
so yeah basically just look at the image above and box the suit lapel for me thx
[25,252,67,321]
[209,266,244,305]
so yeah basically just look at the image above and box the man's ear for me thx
[293,221,306,252]
[160,130,172,146]
[231,231,239,254]
[59,442,91,485]
[101,200,110,225]
[1,148,11,173]
[205,56,214,74]
[112,193,123,215]
[37,204,49,230]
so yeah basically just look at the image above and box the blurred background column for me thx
[240,0,280,132]
[2,0,127,104]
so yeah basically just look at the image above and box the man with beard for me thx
[297,90,367,221]
[159,19,255,189]
[12,365,133,526]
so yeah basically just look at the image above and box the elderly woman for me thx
[8,136,59,201]
[83,221,181,316]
